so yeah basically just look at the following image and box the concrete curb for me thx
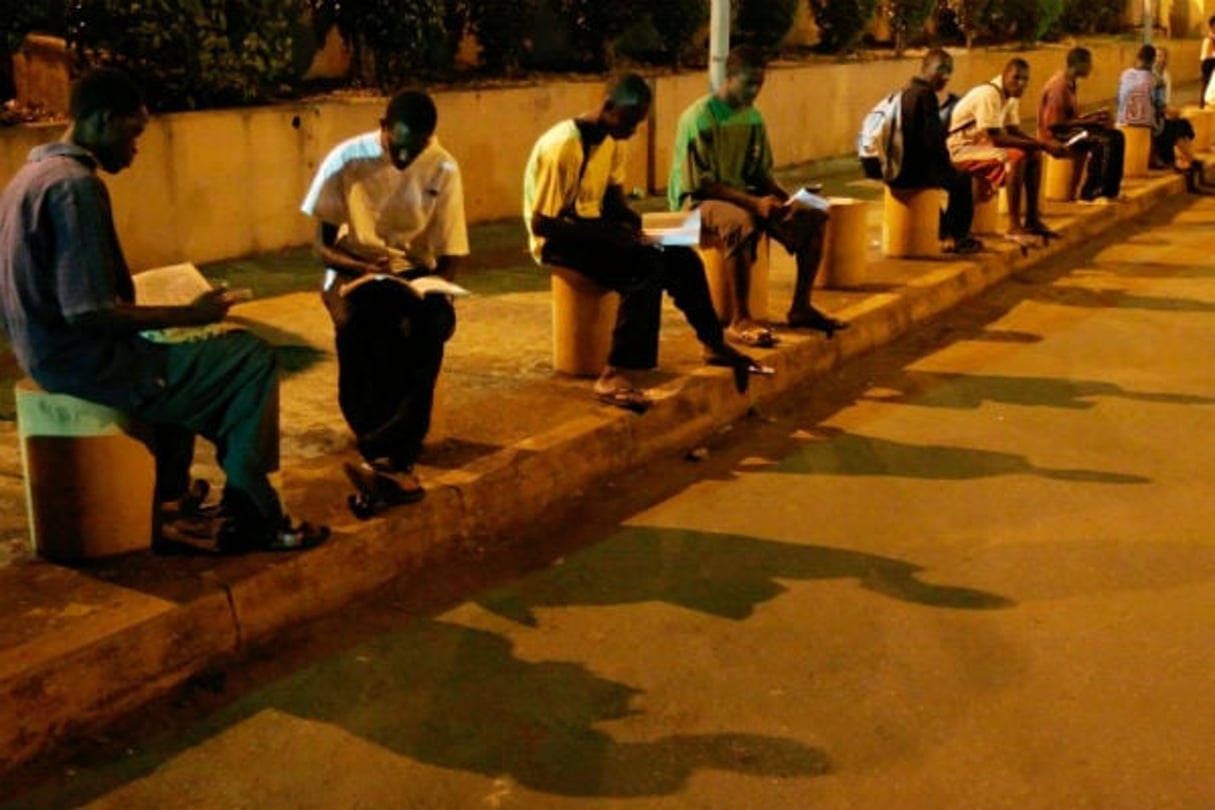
[0,170,1188,774]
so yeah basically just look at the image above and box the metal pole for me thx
[709,0,730,91]
[1143,0,1153,44]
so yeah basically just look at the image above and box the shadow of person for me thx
[860,370,1215,411]
[772,427,1149,484]
[477,526,1013,626]
[217,620,831,798]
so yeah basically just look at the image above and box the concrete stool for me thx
[818,196,869,287]
[696,236,770,324]
[882,187,944,257]
[1043,153,1082,201]
[1181,106,1212,152]
[1118,124,1152,178]
[423,375,446,447]
[549,265,620,377]
[972,177,1002,235]
[15,379,156,561]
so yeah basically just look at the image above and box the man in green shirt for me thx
[669,45,848,347]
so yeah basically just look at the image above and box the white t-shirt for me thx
[301,132,469,274]
[522,119,627,262]
[947,77,1021,157]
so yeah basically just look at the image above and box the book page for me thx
[641,209,701,247]
[787,187,831,212]
[131,262,237,344]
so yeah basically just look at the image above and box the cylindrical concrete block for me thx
[1119,124,1152,178]
[818,196,869,287]
[972,177,1001,235]
[15,379,156,561]
[1181,106,1212,152]
[1043,153,1080,201]
[550,265,619,377]
[882,187,943,257]
[423,375,446,447]
[695,237,769,323]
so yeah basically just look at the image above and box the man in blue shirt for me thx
[0,69,327,553]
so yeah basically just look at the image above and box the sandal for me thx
[594,385,651,414]
[217,514,330,554]
[786,307,851,339]
[728,324,778,348]
[1025,221,1061,239]
[705,346,775,393]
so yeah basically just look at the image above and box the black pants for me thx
[1054,126,1125,200]
[1155,118,1196,167]
[1202,58,1215,108]
[323,279,454,471]
[541,239,724,370]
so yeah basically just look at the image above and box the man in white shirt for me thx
[523,73,757,413]
[947,58,1067,240]
[302,89,468,504]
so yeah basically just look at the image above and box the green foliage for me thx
[1,0,67,55]
[559,0,648,69]
[735,0,799,53]
[464,0,540,72]
[309,0,452,88]
[68,0,300,111]
[1055,0,1124,35]
[981,0,1062,44]
[649,0,708,66]
[887,0,938,53]
[809,0,879,53]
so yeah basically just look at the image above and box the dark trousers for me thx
[132,330,283,525]
[1074,129,1125,200]
[1155,118,1196,167]
[938,167,974,240]
[323,279,454,471]
[541,239,724,370]
[1202,58,1215,108]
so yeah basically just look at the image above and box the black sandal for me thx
[786,308,851,339]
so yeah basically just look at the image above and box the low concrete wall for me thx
[0,38,1199,270]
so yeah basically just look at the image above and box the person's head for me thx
[1001,58,1030,98]
[599,73,652,140]
[1155,45,1170,71]
[1137,44,1157,69]
[921,48,954,92]
[381,89,437,171]
[67,68,148,174]
[1208,14,1215,31]
[721,45,767,109]
[1066,47,1093,79]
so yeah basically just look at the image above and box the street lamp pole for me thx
[709,0,730,91]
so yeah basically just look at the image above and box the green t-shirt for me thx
[668,94,774,211]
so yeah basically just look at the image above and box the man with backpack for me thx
[947,58,1068,241]
[884,48,982,254]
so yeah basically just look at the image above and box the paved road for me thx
[7,197,1215,808]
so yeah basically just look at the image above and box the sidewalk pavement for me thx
[0,155,1198,774]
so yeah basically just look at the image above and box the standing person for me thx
[523,73,760,414]
[1037,47,1125,203]
[0,68,328,553]
[887,48,983,254]
[669,45,848,347]
[302,89,466,511]
[947,58,1069,241]
[1200,16,1215,108]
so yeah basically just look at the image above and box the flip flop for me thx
[1026,222,1061,239]
[728,325,778,348]
[705,347,774,393]
[786,308,851,339]
[217,515,330,554]
[595,385,651,414]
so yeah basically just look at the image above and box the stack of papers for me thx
[641,209,702,247]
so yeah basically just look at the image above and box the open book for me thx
[339,272,471,299]
[786,187,832,212]
[641,209,702,247]
[132,262,246,344]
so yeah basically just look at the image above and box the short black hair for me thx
[1208,14,1215,26]
[606,73,652,109]
[922,47,952,72]
[1138,44,1156,64]
[384,89,438,135]
[70,68,143,121]
[1067,47,1092,69]
[1005,57,1030,74]
[727,45,767,76]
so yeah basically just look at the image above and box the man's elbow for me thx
[65,309,111,332]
